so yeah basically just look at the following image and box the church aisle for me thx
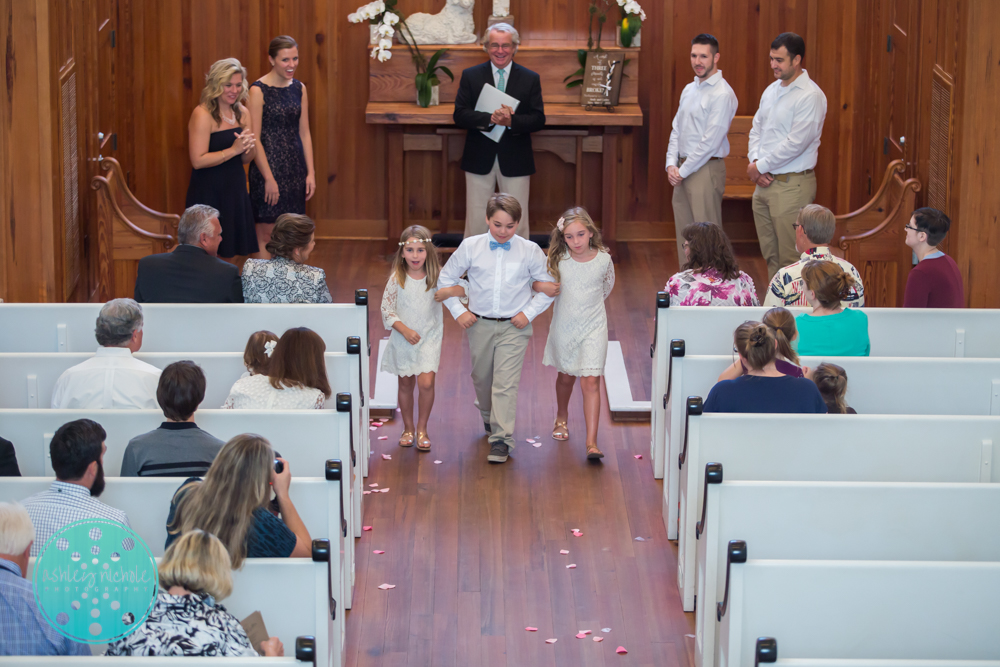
[312,240,762,667]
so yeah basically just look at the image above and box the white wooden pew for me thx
[696,481,1000,667]
[0,350,369,482]
[6,637,317,664]
[671,413,1000,611]
[649,303,1000,482]
[716,559,1000,667]
[22,545,342,666]
[659,355,1000,536]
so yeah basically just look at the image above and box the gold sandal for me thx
[416,432,432,451]
[552,420,569,441]
[399,431,415,447]
[586,444,605,460]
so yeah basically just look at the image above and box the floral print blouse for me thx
[665,267,760,307]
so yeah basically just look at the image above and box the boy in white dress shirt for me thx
[438,193,555,463]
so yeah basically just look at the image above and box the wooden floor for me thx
[314,239,766,667]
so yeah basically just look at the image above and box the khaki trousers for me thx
[464,157,531,238]
[466,318,533,449]
[752,171,817,280]
[672,159,726,266]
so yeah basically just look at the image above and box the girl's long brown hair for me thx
[389,225,441,291]
[762,307,799,365]
[268,327,332,398]
[546,207,608,283]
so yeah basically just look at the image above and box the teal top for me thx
[795,309,870,357]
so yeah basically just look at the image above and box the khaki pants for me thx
[464,157,531,238]
[466,318,533,449]
[752,171,817,280]
[672,159,726,266]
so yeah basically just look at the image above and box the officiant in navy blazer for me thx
[453,23,545,238]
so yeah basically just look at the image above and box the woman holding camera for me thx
[165,434,311,566]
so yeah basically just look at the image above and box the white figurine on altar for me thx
[404,0,477,45]
[493,0,510,17]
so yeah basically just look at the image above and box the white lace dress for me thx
[222,374,325,409]
[380,275,444,377]
[542,250,616,377]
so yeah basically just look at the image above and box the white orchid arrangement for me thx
[617,0,646,21]
[616,0,645,48]
[347,0,455,107]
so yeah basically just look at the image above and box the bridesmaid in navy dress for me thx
[248,35,316,258]
[186,58,259,259]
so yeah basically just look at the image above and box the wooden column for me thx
[601,126,621,246]
[386,126,404,253]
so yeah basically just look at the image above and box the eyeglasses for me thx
[904,224,921,233]
[682,241,690,249]
[792,223,801,230]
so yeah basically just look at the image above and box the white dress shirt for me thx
[50,346,161,409]
[665,70,739,178]
[748,69,828,175]
[439,232,554,322]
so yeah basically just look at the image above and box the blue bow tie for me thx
[490,240,511,251]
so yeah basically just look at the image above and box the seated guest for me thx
[764,204,865,308]
[120,361,224,478]
[21,419,131,557]
[223,327,331,409]
[718,307,804,380]
[51,298,161,409]
[704,322,826,414]
[106,530,283,657]
[241,214,332,303]
[903,207,965,308]
[0,436,20,476]
[165,434,311,566]
[810,362,856,414]
[0,502,90,656]
[134,204,244,304]
[242,330,278,377]
[665,222,759,306]
[795,260,870,357]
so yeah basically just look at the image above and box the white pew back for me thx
[697,482,1000,667]
[672,413,1000,612]
[649,304,1000,486]
[6,648,315,665]
[659,354,1000,531]
[717,560,1000,667]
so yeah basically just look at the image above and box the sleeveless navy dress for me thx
[248,80,308,223]
[185,129,258,258]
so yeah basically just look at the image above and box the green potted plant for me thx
[616,0,645,48]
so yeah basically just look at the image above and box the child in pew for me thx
[241,329,278,377]
[107,530,284,657]
[531,207,615,460]
[704,322,827,414]
[717,307,806,381]
[165,434,311,567]
[809,362,857,414]
[223,327,331,409]
[796,260,870,356]
[381,225,464,452]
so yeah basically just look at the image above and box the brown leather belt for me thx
[771,169,814,182]
[678,156,724,165]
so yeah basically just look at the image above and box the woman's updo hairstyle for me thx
[801,260,855,309]
[812,362,849,414]
[761,307,799,365]
[734,321,777,371]
[266,214,315,259]
[268,35,298,59]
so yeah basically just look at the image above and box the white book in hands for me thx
[475,83,519,143]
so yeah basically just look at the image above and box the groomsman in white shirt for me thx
[666,34,739,266]
[748,32,828,280]
[438,193,554,464]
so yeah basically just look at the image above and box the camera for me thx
[273,459,284,474]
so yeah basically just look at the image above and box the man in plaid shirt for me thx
[764,204,865,308]
[21,419,130,558]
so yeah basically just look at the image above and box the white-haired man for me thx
[453,23,545,238]
[0,501,90,655]
[134,204,244,303]
[50,298,161,409]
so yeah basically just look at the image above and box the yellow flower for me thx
[622,17,630,31]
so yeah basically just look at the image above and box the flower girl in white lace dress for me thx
[381,226,463,451]
[534,207,615,460]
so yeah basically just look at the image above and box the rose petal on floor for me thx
[524,627,538,632]
[576,633,587,639]
[363,491,371,495]
[526,438,535,443]
[380,488,390,493]
[434,460,443,464]
[593,636,604,642]
[370,426,378,431]
[363,526,372,531]
[579,630,591,635]
[532,442,542,448]
[379,418,390,422]
[378,436,388,440]
[559,550,569,555]
[602,628,612,633]
[545,638,558,644]
[566,564,576,569]
[382,454,392,460]
[616,646,627,654]
[634,537,645,541]
[377,583,395,590]
[633,454,642,459]
[372,550,385,554]
[369,483,379,487]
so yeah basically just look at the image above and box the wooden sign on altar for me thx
[580,50,625,108]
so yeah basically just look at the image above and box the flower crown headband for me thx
[398,238,431,247]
